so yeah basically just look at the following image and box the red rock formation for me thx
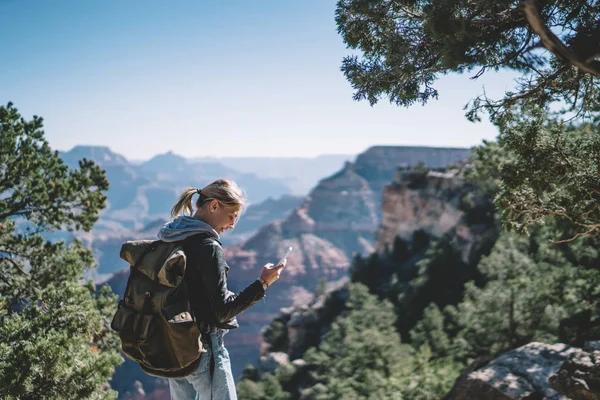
[376,167,465,252]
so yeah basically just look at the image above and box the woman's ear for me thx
[210,199,219,213]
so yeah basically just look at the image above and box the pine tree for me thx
[397,233,482,339]
[411,231,600,362]
[0,103,122,399]
[302,283,412,400]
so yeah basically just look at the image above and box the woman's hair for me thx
[170,179,247,219]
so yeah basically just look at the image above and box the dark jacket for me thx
[181,232,265,330]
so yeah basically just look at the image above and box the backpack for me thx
[110,239,206,378]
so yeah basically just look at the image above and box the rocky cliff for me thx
[354,146,471,208]
[377,167,465,250]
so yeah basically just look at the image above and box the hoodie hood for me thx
[157,216,219,243]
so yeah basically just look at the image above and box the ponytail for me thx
[170,188,198,218]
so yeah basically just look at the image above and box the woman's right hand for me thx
[259,259,287,287]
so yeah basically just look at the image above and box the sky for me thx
[1,0,518,160]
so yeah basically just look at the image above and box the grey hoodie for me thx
[157,216,219,242]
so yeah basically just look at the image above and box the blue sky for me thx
[1,0,517,160]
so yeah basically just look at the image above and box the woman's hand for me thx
[259,259,287,287]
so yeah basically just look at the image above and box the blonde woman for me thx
[157,179,286,400]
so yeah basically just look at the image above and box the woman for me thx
[157,179,286,400]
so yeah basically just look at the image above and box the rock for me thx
[377,166,467,251]
[353,146,471,207]
[260,351,290,375]
[446,342,581,400]
[375,164,496,270]
[549,347,600,400]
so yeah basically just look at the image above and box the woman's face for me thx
[205,201,241,234]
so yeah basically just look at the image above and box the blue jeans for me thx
[168,328,237,400]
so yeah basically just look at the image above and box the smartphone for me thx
[276,246,293,266]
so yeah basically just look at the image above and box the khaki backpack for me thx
[110,239,206,377]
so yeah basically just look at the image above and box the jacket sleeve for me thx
[194,240,265,323]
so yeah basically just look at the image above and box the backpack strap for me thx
[201,239,219,380]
